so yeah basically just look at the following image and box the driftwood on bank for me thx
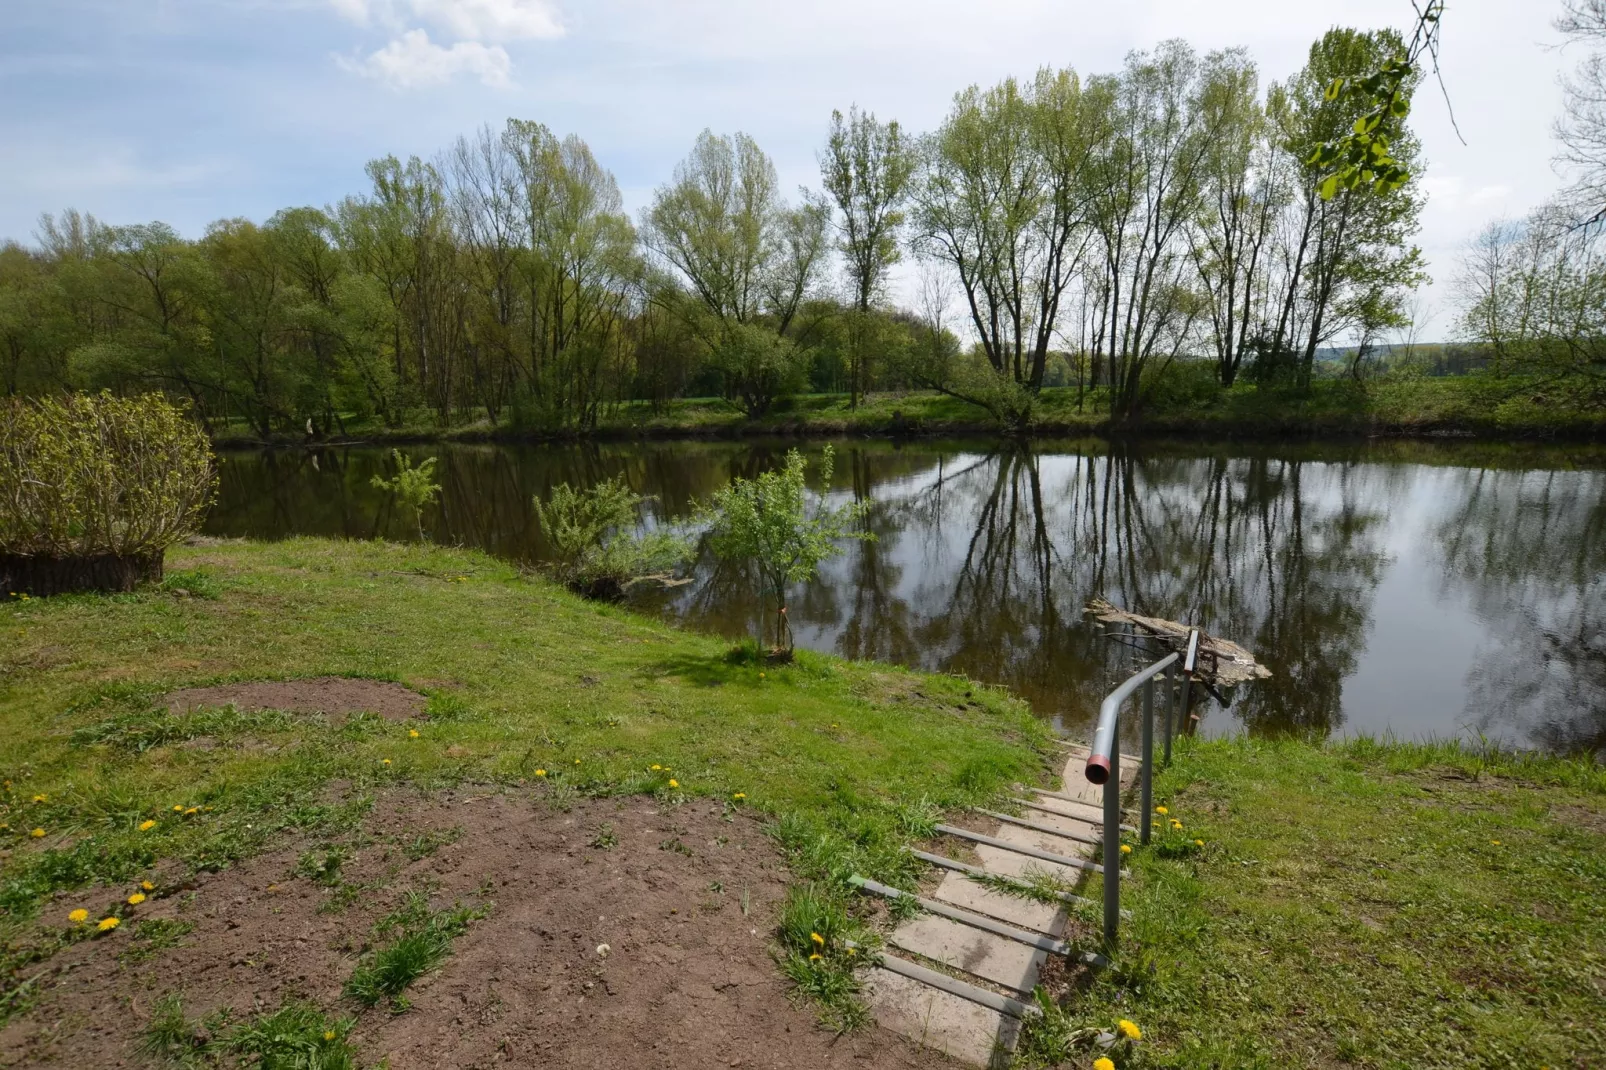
[1083,598,1271,687]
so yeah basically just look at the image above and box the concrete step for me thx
[888,913,1046,995]
[864,964,1021,1069]
[925,869,1067,934]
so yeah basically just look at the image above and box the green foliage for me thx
[533,476,690,600]
[1306,1,1441,198]
[227,1002,357,1070]
[0,392,216,558]
[701,446,872,653]
[123,918,195,963]
[776,883,873,1032]
[143,994,356,1070]
[369,450,440,539]
[343,890,488,1008]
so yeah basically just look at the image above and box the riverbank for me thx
[210,376,1606,448]
[1021,735,1606,1068]
[1,540,1601,1066]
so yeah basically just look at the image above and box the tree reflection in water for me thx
[207,438,1604,753]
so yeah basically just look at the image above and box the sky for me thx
[0,0,1583,340]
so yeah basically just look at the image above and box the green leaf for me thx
[1325,77,1344,103]
[1319,174,1340,201]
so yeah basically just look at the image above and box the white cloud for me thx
[412,0,562,41]
[331,0,563,41]
[339,28,512,88]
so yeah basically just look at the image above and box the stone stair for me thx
[858,743,1129,1067]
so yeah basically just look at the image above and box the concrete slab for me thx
[888,913,1044,994]
[864,967,1018,1068]
[927,870,1067,934]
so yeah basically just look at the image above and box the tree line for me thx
[13,22,1583,435]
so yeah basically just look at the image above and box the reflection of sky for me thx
[1339,467,1486,742]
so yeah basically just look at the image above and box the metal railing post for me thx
[1140,678,1154,846]
[1103,717,1121,948]
[1162,667,1174,765]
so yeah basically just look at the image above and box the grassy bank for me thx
[211,376,1606,448]
[0,538,1048,1032]
[2,540,1602,1067]
[1023,736,1606,1069]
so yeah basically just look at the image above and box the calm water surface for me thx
[206,438,1606,754]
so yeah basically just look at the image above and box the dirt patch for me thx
[164,677,426,723]
[1,789,950,1069]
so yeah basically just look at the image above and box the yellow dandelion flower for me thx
[31,794,46,803]
[574,758,581,765]
[69,908,88,924]
[1155,806,1168,815]
[381,759,391,767]
[127,893,146,906]
[758,672,766,679]
[141,881,155,891]
[668,779,679,789]
[30,827,45,838]
[808,952,822,962]
[1194,839,1204,847]
[846,946,856,956]
[1170,820,1182,830]
[1490,839,1501,846]
[732,792,746,800]
[1120,844,1132,855]
[139,820,156,831]
[810,932,825,947]
[1117,1018,1141,1040]
[1094,1059,1115,1070]
[173,805,184,812]
[650,764,662,771]
[408,729,420,739]
[534,769,547,777]
[184,807,198,816]
[323,1030,336,1042]
[96,917,119,932]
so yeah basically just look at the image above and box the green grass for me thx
[209,375,1606,446]
[1018,735,1606,1069]
[0,536,1048,1022]
[344,890,488,1009]
[142,994,356,1069]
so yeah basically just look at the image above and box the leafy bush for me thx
[370,450,440,539]
[0,392,215,557]
[701,446,871,655]
[533,476,690,600]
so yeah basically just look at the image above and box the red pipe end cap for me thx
[1084,755,1111,785]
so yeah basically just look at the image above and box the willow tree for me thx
[820,105,914,408]
[504,120,639,431]
[644,130,830,415]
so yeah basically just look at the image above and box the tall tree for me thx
[820,105,914,408]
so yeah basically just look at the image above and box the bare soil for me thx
[1,789,951,1069]
[164,677,427,723]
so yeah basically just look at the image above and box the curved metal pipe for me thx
[1085,652,1178,784]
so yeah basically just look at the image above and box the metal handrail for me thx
[1083,629,1201,949]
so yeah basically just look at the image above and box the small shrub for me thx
[370,450,440,540]
[0,392,215,594]
[533,476,690,600]
[701,446,872,655]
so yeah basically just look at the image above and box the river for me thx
[205,437,1606,754]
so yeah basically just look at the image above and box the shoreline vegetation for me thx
[206,379,1606,449]
[1,539,1601,1066]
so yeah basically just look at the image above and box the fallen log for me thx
[1083,597,1271,687]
